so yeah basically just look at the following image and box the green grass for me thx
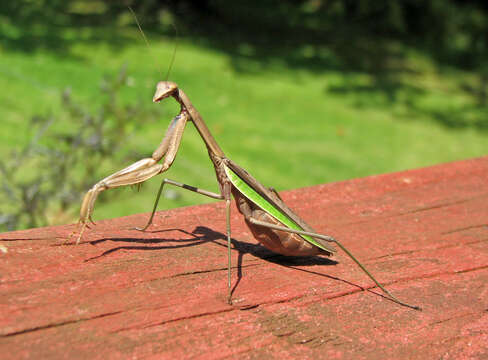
[0,27,486,228]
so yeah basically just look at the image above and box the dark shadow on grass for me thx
[3,3,487,130]
[0,4,137,58]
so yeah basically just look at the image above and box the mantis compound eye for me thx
[153,81,178,102]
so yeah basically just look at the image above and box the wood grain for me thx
[1,157,487,359]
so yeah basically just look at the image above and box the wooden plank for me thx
[0,157,487,359]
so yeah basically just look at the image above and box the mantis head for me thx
[153,81,178,103]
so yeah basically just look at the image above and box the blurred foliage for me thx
[0,1,487,231]
[2,0,487,120]
[0,68,157,231]
[2,0,487,70]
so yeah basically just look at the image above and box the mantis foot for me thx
[65,220,89,245]
[131,217,155,232]
[131,224,151,232]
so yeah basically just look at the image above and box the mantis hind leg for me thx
[248,218,421,311]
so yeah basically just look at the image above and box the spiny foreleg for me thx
[71,111,189,244]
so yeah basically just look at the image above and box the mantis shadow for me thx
[84,225,352,298]
[84,226,222,261]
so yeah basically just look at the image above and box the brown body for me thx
[233,188,327,256]
[174,85,335,257]
[202,138,331,256]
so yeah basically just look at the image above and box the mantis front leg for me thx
[72,111,190,243]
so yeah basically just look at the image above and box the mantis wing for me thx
[224,163,336,255]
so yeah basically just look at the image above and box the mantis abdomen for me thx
[230,185,326,256]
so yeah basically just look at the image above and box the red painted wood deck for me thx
[1,157,487,359]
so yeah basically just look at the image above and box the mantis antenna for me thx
[164,23,178,81]
[128,6,178,81]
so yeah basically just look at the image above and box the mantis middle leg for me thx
[135,178,224,231]
[134,176,234,304]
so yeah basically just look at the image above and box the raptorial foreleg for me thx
[72,111,190,243]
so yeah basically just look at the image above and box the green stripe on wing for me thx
[224,164,328,252]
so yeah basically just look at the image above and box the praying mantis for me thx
[72,8,420,310]
[72,79,421,310]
